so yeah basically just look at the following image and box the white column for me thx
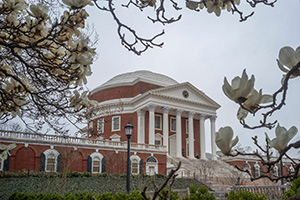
[176,109,183,157]
[137,110,146,144]
[162,107,170,152]
[188,111,195,159]
[199,114,206,160]
[210,116,217,160]
[148,104,156,145]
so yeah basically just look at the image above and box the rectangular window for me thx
[97,118,104,134]
[155,140,161,145]
[149,166,155,175]
[93,160,101,173]
[186,120,189,134]
[0,158,2,171]
[155,115,162,130]
[46,158,55,172]
[170,117,176,132]
[131,161,139,174]
[112,116,120,131]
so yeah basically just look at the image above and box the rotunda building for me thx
[88,70,221,162]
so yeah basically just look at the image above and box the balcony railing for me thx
[0,130,167,153]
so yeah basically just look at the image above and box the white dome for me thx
[91,70,178,94]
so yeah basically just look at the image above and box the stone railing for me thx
[0,130,167,153]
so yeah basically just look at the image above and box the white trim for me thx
[112,116,121,131]
[130,154,141,175]
[146,156,158,175]
[253,163,261,178]
[155,114,162,130]
[110,134,121,142]
[155,133,163,146]
[44,149,59,172]
[170,117,176,132]
[90,152,104,174]
[97,118,104,134]
[185,119,189,134]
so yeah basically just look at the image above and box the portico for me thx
[134,82,220,160]
[137,105,218,160]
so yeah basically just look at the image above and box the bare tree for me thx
[93,0,278,55]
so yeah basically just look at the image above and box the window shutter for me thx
[101,157,106,173]
[87,156,92,173]
[253,165,256,178]
[3,153,10,171]
[139,159,143,174]
[40,153,45,172]
[57,154,62,172]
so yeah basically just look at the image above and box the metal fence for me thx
[232,185,290,200]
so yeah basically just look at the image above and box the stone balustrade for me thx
[0,130,167,154]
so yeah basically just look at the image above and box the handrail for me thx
[0,130,167,152]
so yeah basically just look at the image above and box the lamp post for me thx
[125,122,133,194]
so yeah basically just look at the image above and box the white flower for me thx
[62,0,93,9]
[215,126,239,155]
[186,1,200,11]
[29,3,49,19]
[269,124,298,152]
[237,89,273,120]
[0,144,17,160]
[206,0,222,17]
[277,46,300,83]
[222,69,255,104]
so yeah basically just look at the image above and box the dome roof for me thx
[91,70,178,94]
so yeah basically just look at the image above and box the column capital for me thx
[162,107,170,114]
[137,110,146,116]
[188,111,195,118]
[175,109,183,116]
[199,113,206,120]
[210,116,217,122]
[147,104,157,112]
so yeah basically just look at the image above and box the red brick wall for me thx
[90,82,162,103]
[2,142,167,174]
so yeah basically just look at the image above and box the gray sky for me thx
[85,1,300,156]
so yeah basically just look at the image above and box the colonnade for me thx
[137,104,217,160]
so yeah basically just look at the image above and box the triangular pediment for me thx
[148,82,220,108]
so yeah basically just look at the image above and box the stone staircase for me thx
[167,156,246,192]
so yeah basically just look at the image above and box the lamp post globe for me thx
[125,122,133,194]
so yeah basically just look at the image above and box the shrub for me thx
[181,185,216,200]
[228,189,266,200]
[282,177,300,199]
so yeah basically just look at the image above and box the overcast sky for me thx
[84,1,300,156]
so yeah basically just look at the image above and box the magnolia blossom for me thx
[62,0,93,9]
[222,69,255,104]
[277,46,300,83]
[237,89,272,120]
[0,144,17,160]
[266,124,298,152]
[215,126,239,155]
[206,0,222,16]
[29,3,48,19]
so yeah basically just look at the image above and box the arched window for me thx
[130,155,142,175]
[272,165,279,177]
[243,163,250,173]
[253,164,261,178]
[42,149,60,172]
[288,165,295,175]
[88,152,104,174]
[146,156,158,175]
